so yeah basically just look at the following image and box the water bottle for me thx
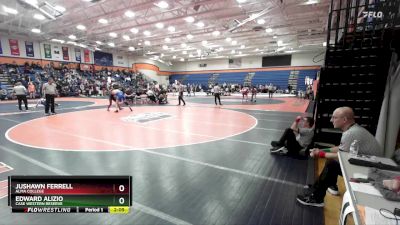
[349,140,359,157]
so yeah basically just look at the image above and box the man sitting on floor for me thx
[270,116,314,156]
[296,107,382,207]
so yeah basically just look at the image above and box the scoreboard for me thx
[8,176,132,213]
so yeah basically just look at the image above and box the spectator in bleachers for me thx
[28,82,36,99]
[296,107,382,207]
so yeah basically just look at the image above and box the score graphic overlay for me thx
[8,176,132,213]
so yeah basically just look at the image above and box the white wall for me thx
[170,51,325,72]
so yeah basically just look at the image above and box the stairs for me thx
[208,73,219,87]
[243,72,255,87]
[315,0,399,145]
[288,70,299,92]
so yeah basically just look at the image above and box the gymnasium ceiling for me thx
[0,0,330,62]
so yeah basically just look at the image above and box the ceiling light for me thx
[162,45,168,50]
[202,40,208,45]
[130,28,139,34]
[108,42,115,47]
[161,53,164,57]
[128,46,135,51]
[123,35,130,40]
[95,47,101,51]
[196,21,204,27]
[182,50,187,54]
[67,41,76,45]
[304,0,319,4]
[180,58,184,61]
[98,18,108,24]
[239,51,242,54]
[181,43,187,48]
[76,24,86,30]
[155,23,164,29]
[31,28,41,33]
[54,5,66,12]
[184,16,195,23]
[138,43,142,46]
[225,37,232,42]
[236,0,247,3]
[173,55,176,59]
[189,54,194,57]
[265,28,273,33]
[144,40,151,45]
[212,30,220,36]
[143,30,151,36]
[124,10,135,17]
[155,1,169,9]
[257,19,265,24]
[231,40,237,45]
[170,47,174,51]
[277,40,283,46]
[68,35,76,40]
[109,32,117,38]
[273,35,277,39]
[33,14,45,20]
[240,45,245,49]
[95,41,103,45]
[165,37,171,42]
[186,34,193,39]
[231,50,236,54]
[2,6,18,14]
[255,48,259,51]
[218,47,224,51]
[323,42,327,46]
[167,26,175,32]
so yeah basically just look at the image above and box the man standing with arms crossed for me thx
[42,77,58,116]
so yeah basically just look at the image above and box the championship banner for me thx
[25,41,34,57]
[44,44,51,58]
[53,45,61,60]
[62,47,69,60]
[75,48,81,62]
[9,39,20,56]
[84,49,90,63]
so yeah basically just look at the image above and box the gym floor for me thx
[0,95,323,225]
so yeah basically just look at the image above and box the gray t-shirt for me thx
[339,123,382,156]
[296,128,314,147]
[13,85,27,95]
[43,83,57,95]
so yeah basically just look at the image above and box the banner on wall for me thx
[75,48,81,62]
[93,51,113,66]
[0,40,3,54]
[228,58,241,68]
[44,44,51,58]
[53,45,61,60]
[25,41,34,57]
[62,46,69,60]
[80,64,93,71]
[84,49,90,63]
[9,39,20,56]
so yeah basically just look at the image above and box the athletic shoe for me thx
[296,194,324,207]
[271,141,280,147]
[270,146,288,154]
[51,112,56,115]
[45,113,50,116]
[328,185,339,196]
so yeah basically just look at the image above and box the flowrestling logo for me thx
[362,11,383,19]
[121,112,172,123]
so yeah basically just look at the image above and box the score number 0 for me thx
[118,184,126,205]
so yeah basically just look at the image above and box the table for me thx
[338,151,399,225]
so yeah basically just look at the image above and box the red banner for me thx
[9,39,20,56]
[84,49,90,63]
[62,47,69,60]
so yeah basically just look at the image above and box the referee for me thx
[213,83,222,106]
[13,82,28,111]
[42,77,57,115]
